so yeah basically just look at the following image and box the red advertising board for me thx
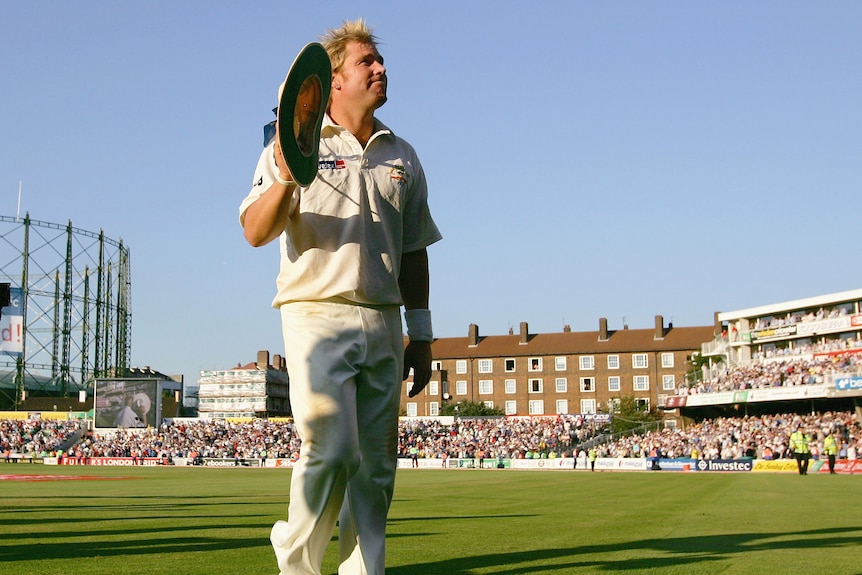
[60,457,167,466]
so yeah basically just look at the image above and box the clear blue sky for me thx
[2,2,860,390]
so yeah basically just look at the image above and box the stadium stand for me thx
[2,345,861,465]
[2,410,859,465]
[678,350,862,395]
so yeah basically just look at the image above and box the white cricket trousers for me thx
[272,300,404,575]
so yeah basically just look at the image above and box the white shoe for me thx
[270,520,291,573]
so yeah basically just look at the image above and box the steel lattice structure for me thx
[0,214,131,408]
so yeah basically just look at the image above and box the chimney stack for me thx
[257,350,270,369]
[654,315,664,340]
[468,323,479,347]
[519,322,529,344]
[599,317,608,341]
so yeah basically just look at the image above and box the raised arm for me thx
[241,139,297,247]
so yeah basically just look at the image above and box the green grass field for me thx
[2,465,861,575]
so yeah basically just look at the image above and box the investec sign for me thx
[695,459,753,472]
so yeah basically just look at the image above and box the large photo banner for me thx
[0,287,24,357]
[94,379,160,428]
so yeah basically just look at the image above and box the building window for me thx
[504,358,516,372]
[529,379,543,393]
[635,398,650,411]
[607,398,621,413]
[431,361,442,371]
[580,399,596,414]
[608,376,621,392]
[429,402,439,416]
[478,359,493,373]
[428,380,439,395]
[555,378,567,393]
[528,400,545,415]
[632,354,648,369]
[456,360,467,374]
[529,358,543,371]
[579,356,595,370]
[662,375,676,391]
[555,356,567,371]
[479,380,493,395]
[505,400,517,415]
[556,399,569,414]
[505,379,517,394]
[406,402,417,417]
[661,353,674,368]
[405,381,415,396]
[456,380,467,395]
[634,376,649,391]
[657,394,668,409]
[483,401,494,410]
[580,377,595,392]
[608,355,619,369]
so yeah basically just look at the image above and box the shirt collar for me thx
[322,113,393,139]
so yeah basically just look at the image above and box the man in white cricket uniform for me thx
[239,19,441,575]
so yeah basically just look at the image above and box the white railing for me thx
[701,338,728,356]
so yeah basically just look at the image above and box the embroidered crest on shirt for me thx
[389,165,408,183]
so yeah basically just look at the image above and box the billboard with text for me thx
[0,287,24,357]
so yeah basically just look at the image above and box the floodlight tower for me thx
[0,214,132,408]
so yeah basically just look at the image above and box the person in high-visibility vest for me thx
[823,431,839,474]
[789,426,811,475]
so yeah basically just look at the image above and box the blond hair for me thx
[320,18,380,72]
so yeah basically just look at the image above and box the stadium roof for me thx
[717,288,862,322]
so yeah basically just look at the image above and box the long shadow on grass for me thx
[0,522,275,562]
[0,513,272,536]
[387,526,862,574]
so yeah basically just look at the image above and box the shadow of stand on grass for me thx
[386,526,862,575]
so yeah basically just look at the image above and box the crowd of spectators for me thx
[396,415,607,461]
[1,415,606,462]
[752,337,862,360]
[751,305,852,331]
[602,411,860,462]
[680,351,862,395]
[3,410,859,465]
[1,418,83,460]
[69,418,303,462]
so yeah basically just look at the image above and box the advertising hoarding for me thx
[0,287,24,357]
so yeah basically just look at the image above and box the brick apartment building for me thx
[402,315,716,425]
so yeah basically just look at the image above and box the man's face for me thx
[333,41,387,110]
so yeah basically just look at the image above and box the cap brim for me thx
[277,43,332,187]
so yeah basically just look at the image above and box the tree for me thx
[604,395,662,435]
[439,400,504,417]
[686,351,711,386]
